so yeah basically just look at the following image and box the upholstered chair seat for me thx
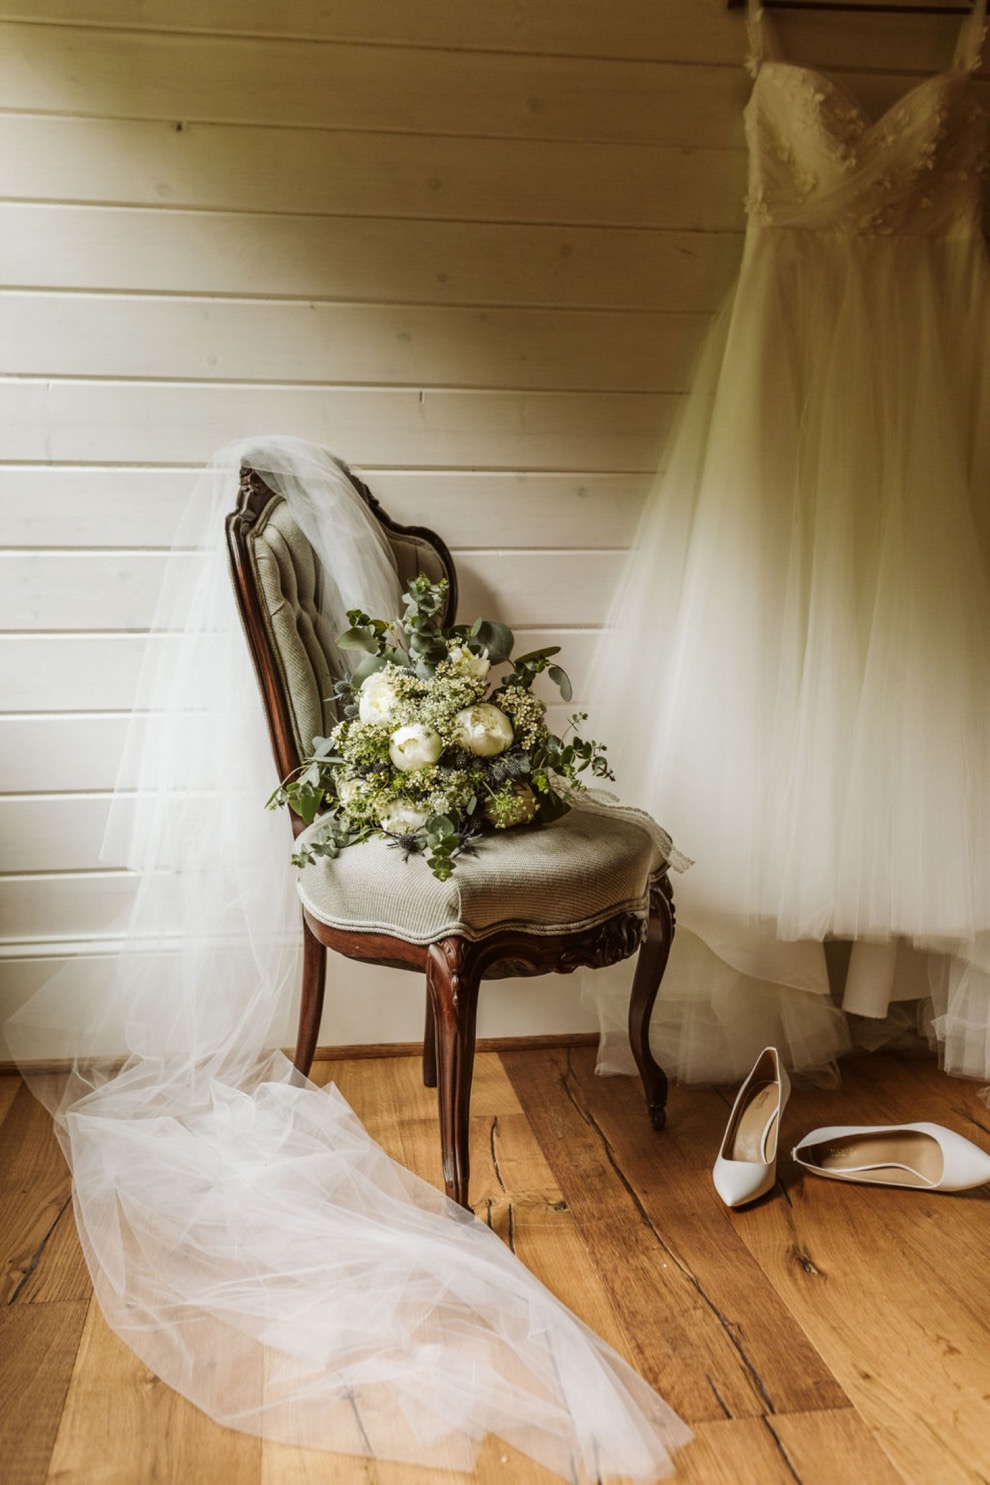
[297,805,668,944]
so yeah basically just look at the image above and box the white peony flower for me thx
[379,801,431,835]
[389,722,443,772]
[358,672,401,725]
[447,645,490,682]
[453,703,514,757]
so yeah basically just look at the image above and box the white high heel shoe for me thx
[791,1122,990,1193]
[712,1047,790,1209]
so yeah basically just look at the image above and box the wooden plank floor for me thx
[2,1049,989,1484]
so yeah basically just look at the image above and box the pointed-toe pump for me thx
[791,1122,990,1193]
[713,1047,791,1209]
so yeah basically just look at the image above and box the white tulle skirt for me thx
[588,226,990,1086]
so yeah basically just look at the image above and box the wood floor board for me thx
[768,1407,907,1484]
[0,1299,88,1485]
[0,1082,86,1307]
[0,1071,23,1126]
[47,1298,263,1485]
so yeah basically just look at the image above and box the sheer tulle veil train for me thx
[5,438,691,1481]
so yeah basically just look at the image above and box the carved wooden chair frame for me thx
[227,463,675,1208]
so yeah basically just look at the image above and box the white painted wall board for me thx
[0,468,649,549]
[0,553,190,631]
[0,468,193,548]
[0,795,119,872]
[0,117,749,231]
[0,551,622,631]
[0,871,139,944]
[1,293,706,393]
[0,630,597,714]
[0,635,178,711]
[1,204,744,314]
[0,715,147,792]
[0,23,749,144]
[3,20,974,139]
[0,0,972,75]
[0,381,676,471]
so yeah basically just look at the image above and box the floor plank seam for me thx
[7,1190,72,1306]
[762,1416,804,1484]
[488,1114,507,1192]
[704,1372,733,1420]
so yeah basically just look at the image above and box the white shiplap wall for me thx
[0,0,980,1055]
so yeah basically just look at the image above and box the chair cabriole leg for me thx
[293,914,328,1076]
[422,992,438,1087]
[425,936,481,1209]
[628,876,675,1130]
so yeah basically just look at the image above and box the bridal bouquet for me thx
[270,575,613,880]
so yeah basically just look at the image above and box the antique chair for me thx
[227,459,677,1208]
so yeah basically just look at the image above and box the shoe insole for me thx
[728,1081,778,1163]
[811,1131,942,1186]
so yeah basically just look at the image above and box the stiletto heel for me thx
[712,1046,790,1208]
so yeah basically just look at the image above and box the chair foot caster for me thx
[648,1104,666,1132]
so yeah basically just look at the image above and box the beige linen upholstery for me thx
[244,494,450,760]
[296,803,668,943]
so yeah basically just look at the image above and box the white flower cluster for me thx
[329,641,536,843]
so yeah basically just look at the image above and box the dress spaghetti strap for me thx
[953,0,987,72]
[745,0,785,73]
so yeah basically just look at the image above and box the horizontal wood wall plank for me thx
[0,630,598,714]
[0,381,676,470]
[0,293,706,393]
[0,468,192,548]
[0,0,973,73]
[0,23,749,145]
[0,553,186,631]
[0,467,649,548]
[0,636,175,711]
[0,551,622,631]
[0,716,147,792]
[0,797,118,872]
[1,205,744,314]
[0,871,139,943]
[0,118,749,231]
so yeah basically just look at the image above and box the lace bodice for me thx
[744,0,990,236]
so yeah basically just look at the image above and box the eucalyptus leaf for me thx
[337,627,380,654]
[548,665,573,701]
[473,620,514,663]
[348,653,387,684]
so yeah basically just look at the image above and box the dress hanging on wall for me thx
[588,0,990,1085]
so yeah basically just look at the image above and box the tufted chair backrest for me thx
[227,463,457,825]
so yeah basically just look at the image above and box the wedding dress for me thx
[6,439,691,1481]
[589,0,990,1087]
